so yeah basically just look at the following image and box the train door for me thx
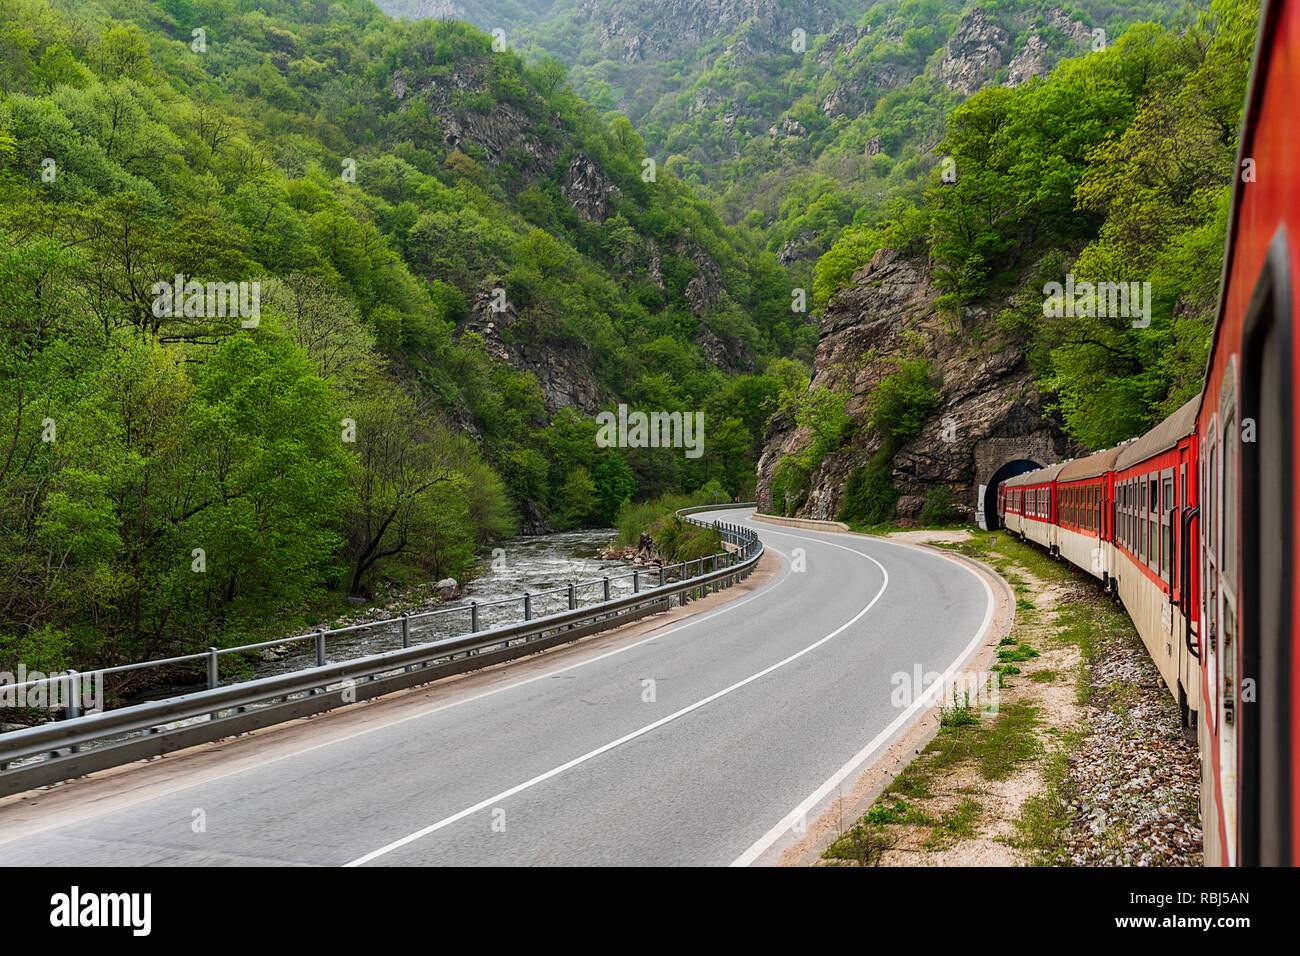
[1238,233,1293,866]
[1162,467,1176,591]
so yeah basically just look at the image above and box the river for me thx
[252,527,637,678]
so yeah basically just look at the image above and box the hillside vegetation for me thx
[0,0,805,675]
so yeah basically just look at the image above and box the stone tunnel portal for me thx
[979,458,1042,530]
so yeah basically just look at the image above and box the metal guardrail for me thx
[0,504,760,796]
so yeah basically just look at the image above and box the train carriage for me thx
[1004,463,1065,552]
[1055,447,1123,585]
[1111,399,1201,736]
[998,473,1026,535]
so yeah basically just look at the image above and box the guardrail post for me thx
[568,584,576,610]
[207,647,221,721]
[603,576,610,602]
[316,629,326,677]
[524,592,532,621]
[66,669,81,754]
[471,602,479,633]
[633,570,639,594]
[656,561,664,587]
[402,614,412,673]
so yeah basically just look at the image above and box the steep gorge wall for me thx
[756,246,1077,523]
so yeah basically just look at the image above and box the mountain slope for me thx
[0,0,802,679]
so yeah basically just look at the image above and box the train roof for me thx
[1058,444,1124,482]
[1114,397,1199,472]
[1003,462,1067,488]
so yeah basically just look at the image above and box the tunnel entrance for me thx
[980,459,1041,530]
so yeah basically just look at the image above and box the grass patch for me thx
[998,642,1040,663]
[925,798,983,847]
[1014,727,1087,865]
[939,689,980,728]
[823,824,892,866]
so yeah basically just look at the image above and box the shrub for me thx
[919,486,960,525]
[838,451,898,524]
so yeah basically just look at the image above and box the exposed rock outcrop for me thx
[562,155,622,222]
[777,231,820,265]
[1005,12,1091,87]
[767,116,808,141]
[397,64,561,179]
[757,245,1076,522]
[462,289,607,415]
[939,10,1011,95]
[681,244,724,317]
[699,324,753,373]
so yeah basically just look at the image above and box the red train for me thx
[998,0,1299,866]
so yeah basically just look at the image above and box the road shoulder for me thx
[805,528,1201,867]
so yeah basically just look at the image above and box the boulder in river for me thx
[436,578,459,600]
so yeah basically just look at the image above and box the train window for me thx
[1170,476,1180,582]
[1149,478,1159,567]
[1121,483,1126,546]
[1223,403,1238,592]
[1129,481,1135,548]
[1119,482,1125,541]
[1131,482,1137,548]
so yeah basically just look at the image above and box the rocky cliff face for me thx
[462,289,608,414]
[1006,12,1092,87]
[757,246,1077,523]
[561,154,622,222]
[939,10,1010,95]
[937,8,1093,94]
[394,62,561,179]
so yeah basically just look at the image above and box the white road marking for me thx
[729,534,997,867]
[343,541,891,866]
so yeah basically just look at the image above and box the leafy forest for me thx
[0,0,807,674]
[0,0,1260,676]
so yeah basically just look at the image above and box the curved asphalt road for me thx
[0,510,993,866]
